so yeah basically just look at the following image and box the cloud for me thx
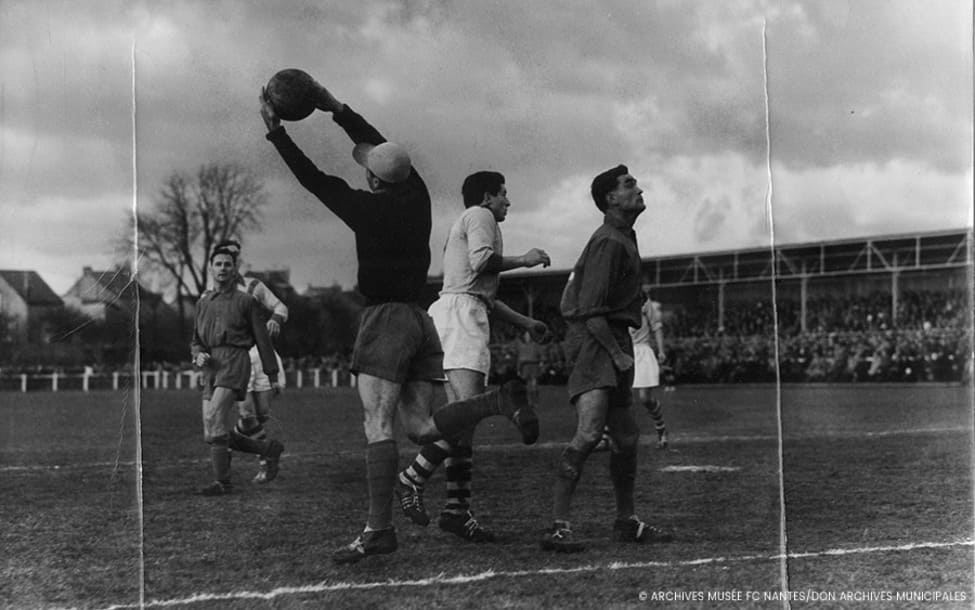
[0,2,135,141]
[0,192,131,293]
[0,126,132,203]
[500,171,601,272]
[771,159,974,243]
[0,0,970,298]
[765,0,972,172]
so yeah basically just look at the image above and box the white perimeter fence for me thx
[0,369,355,392]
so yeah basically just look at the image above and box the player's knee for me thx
[363,410,395,443]
[613,428,640,454]
[207,434,230,447]
[576,424,604,449]
[557,446,588,482]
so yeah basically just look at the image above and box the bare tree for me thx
[124,163,267,330]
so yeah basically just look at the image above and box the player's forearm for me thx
[491,300,533,329]
[190,331,206,357]
[332,105,385,146]
[266,128,331,194]
[275,353,286,387]
[250,311,279,377]
[584,316,624,359]
[482,253,530,273]
[254,284,289,323]
[267,128,365,226]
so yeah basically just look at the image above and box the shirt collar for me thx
[603,214,636,237]
[213,282,237,296]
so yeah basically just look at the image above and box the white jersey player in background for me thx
[630,287,668,448]
[595,286,669,451]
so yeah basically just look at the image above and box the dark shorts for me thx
[564,321,634,407]
[519,362,541,380]
[352,302,445,384]
[201,346,250,401]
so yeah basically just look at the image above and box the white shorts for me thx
[428,293,491,375]
[246,346,285,393]
[632,343,660,388]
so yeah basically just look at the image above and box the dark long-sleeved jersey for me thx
[191,286,278,377]
[560,215,643,328]
[266,106,431,304]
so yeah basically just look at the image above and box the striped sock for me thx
[400,440,451,489]
[645,398,667,433]
[442,444,473,516]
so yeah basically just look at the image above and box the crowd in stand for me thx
[490,289,973,385]
[663,328,970,384]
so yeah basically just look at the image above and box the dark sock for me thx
[366,440,398,531]
[553,447,587,522]
[228,430,269,455]
[432,388,500,439]
[235,419,266,441]
[553,477,578,523]
[610,450,638,519]
[210,441,231,485]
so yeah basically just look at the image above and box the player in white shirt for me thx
[630,289,668,448]
[396,171,550,542]
[595,287,668,451]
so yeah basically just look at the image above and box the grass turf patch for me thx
[1,384,971,609]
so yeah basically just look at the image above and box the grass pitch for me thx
[1,384,972,609]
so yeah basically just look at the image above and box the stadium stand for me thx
[2,229,970,390]
[482,229,973,385]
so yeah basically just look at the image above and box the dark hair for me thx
[209,246,238,263]
[214,239,241,252]
[461,171,506,208]
[590,164,628,212]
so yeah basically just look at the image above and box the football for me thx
[264,69,318,121]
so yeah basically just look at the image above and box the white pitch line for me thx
[2,425,969,474]
[661,465,742,473]
[92,539,974,610]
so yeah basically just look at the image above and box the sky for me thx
[1,0,972,297]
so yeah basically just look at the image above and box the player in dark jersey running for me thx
[209,239,289,483]
[191,245,284,496]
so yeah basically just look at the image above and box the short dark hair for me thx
[590,164,628,212]
[214,239,241,253]
[461,171,506,208]
[209,246,238,263]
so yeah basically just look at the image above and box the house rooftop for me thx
[0,270,63,306]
